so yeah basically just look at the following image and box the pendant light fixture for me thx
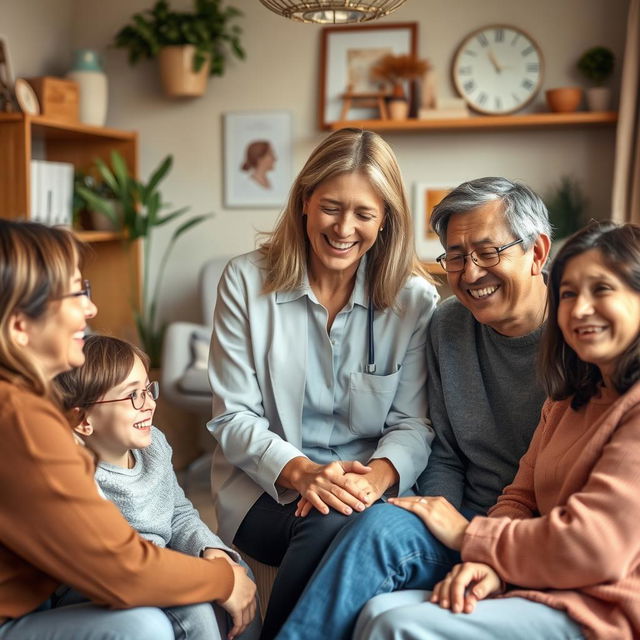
[259,0,408,24]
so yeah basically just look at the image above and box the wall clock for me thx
[452,25,543,115]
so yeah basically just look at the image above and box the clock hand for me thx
[488,49,503,73]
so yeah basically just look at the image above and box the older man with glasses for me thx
[275,177,552,640]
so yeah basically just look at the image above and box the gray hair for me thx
[431,177,551,251]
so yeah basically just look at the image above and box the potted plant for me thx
[73,171,121,231]
[78,151,211,367]
[577,46,615,112]
[113,0,245,97]
[371,54,430,120]
[544,175,587,250]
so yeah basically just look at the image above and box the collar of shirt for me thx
[275,254,369,310]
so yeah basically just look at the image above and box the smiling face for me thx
[17,268,97,379]
[80,355,155,467]
[557,249,640,386]
[445,200,549,336]
[304,171,384,282]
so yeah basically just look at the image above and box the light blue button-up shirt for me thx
[301,258,382,464]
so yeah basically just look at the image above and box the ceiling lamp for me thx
[259,1,408,24]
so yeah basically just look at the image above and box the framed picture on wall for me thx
[223,110,292,208]
[318,22,418,129]
[413,183,451,260]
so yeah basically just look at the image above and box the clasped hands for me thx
[279,456,395,519]
[388,495,503,613]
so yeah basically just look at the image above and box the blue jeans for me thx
[235,492,374,639]
[0,602,173,640]
[275,502,462,640]
[355,591,584,639]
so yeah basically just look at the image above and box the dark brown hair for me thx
[539,220,640,409]
[55,334,149,424]
[0,220,85,396]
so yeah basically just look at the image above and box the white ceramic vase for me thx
[67,50,108,127]
[585,87,611,112]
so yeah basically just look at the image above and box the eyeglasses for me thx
[436,238,524,273]
[83,381,159,410]
[60,280,92,301]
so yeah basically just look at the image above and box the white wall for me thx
[3,0,630,325]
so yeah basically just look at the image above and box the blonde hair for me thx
[0,220,83,396]
[260,128,431,309]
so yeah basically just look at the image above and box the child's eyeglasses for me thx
[83,381,159,410]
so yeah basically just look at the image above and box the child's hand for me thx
[218,564,257,640]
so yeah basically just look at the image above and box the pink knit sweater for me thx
[462,383,640,640]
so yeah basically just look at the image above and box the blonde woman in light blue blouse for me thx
[208,128,439,639]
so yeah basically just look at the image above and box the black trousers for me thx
[234,492,373,640]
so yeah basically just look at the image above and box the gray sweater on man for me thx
[417,296,546,514]
[96,427,238,560]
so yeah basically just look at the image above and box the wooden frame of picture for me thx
[318,22,418,129]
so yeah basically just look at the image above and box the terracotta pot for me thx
[158,45,210,98]
[388,98,409,120]
[545,87,583,113]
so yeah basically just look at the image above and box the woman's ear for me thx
[8,312,30,347]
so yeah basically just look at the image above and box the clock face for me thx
[452,25,544,115]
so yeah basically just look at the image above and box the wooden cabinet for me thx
[0,113,140,340]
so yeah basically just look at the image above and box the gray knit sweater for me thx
[417,296,546,514]
[96,427,238,560]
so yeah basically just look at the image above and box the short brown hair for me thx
[56,335,149,424]
[0,220,84,396]
[539,220,640,409]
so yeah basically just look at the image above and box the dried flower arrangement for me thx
[371,54,431,98]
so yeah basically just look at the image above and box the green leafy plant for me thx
[73,171,119,229]
[544,176,587,240]
[78,151,211,367]
[113,0,245,76]
[577,46,615,86]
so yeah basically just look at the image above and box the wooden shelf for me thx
[329,111,618,132]
[75,230,126,243]
[0,113,136,142]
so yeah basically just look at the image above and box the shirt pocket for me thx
[348,367,402,437]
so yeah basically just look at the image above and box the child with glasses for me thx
[55,335,260,640]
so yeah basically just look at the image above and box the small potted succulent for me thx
[577,46,615,112]
[544,175,587,247]
[113,0,245,97]
[371,54,430,120]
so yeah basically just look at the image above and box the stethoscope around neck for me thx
[366,298,376,374]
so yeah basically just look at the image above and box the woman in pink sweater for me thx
[356,221,640,640]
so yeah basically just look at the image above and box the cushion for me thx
[178,329,212,395]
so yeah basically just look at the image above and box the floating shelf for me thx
[329,111,618,132]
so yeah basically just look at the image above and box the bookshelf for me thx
[0,113,140,340]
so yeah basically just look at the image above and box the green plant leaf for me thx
[145,155,173,198]
[156,205,191,226]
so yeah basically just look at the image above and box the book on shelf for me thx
[30,160,74,227]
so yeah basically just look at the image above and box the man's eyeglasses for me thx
[82,381,159,411]
[436,238,524,273]
[60,280,92,301]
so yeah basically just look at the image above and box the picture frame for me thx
[413,183,452,261]
[223,110,292,208]
[318,22,418,129]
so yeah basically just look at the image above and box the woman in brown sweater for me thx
[356,221,640,640]
[0,220,255,640]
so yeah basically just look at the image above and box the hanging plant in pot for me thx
[371,53,430,120]
[113,0,245,97]
[577,46,615,112]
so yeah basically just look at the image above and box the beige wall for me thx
[2,0,630,325]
